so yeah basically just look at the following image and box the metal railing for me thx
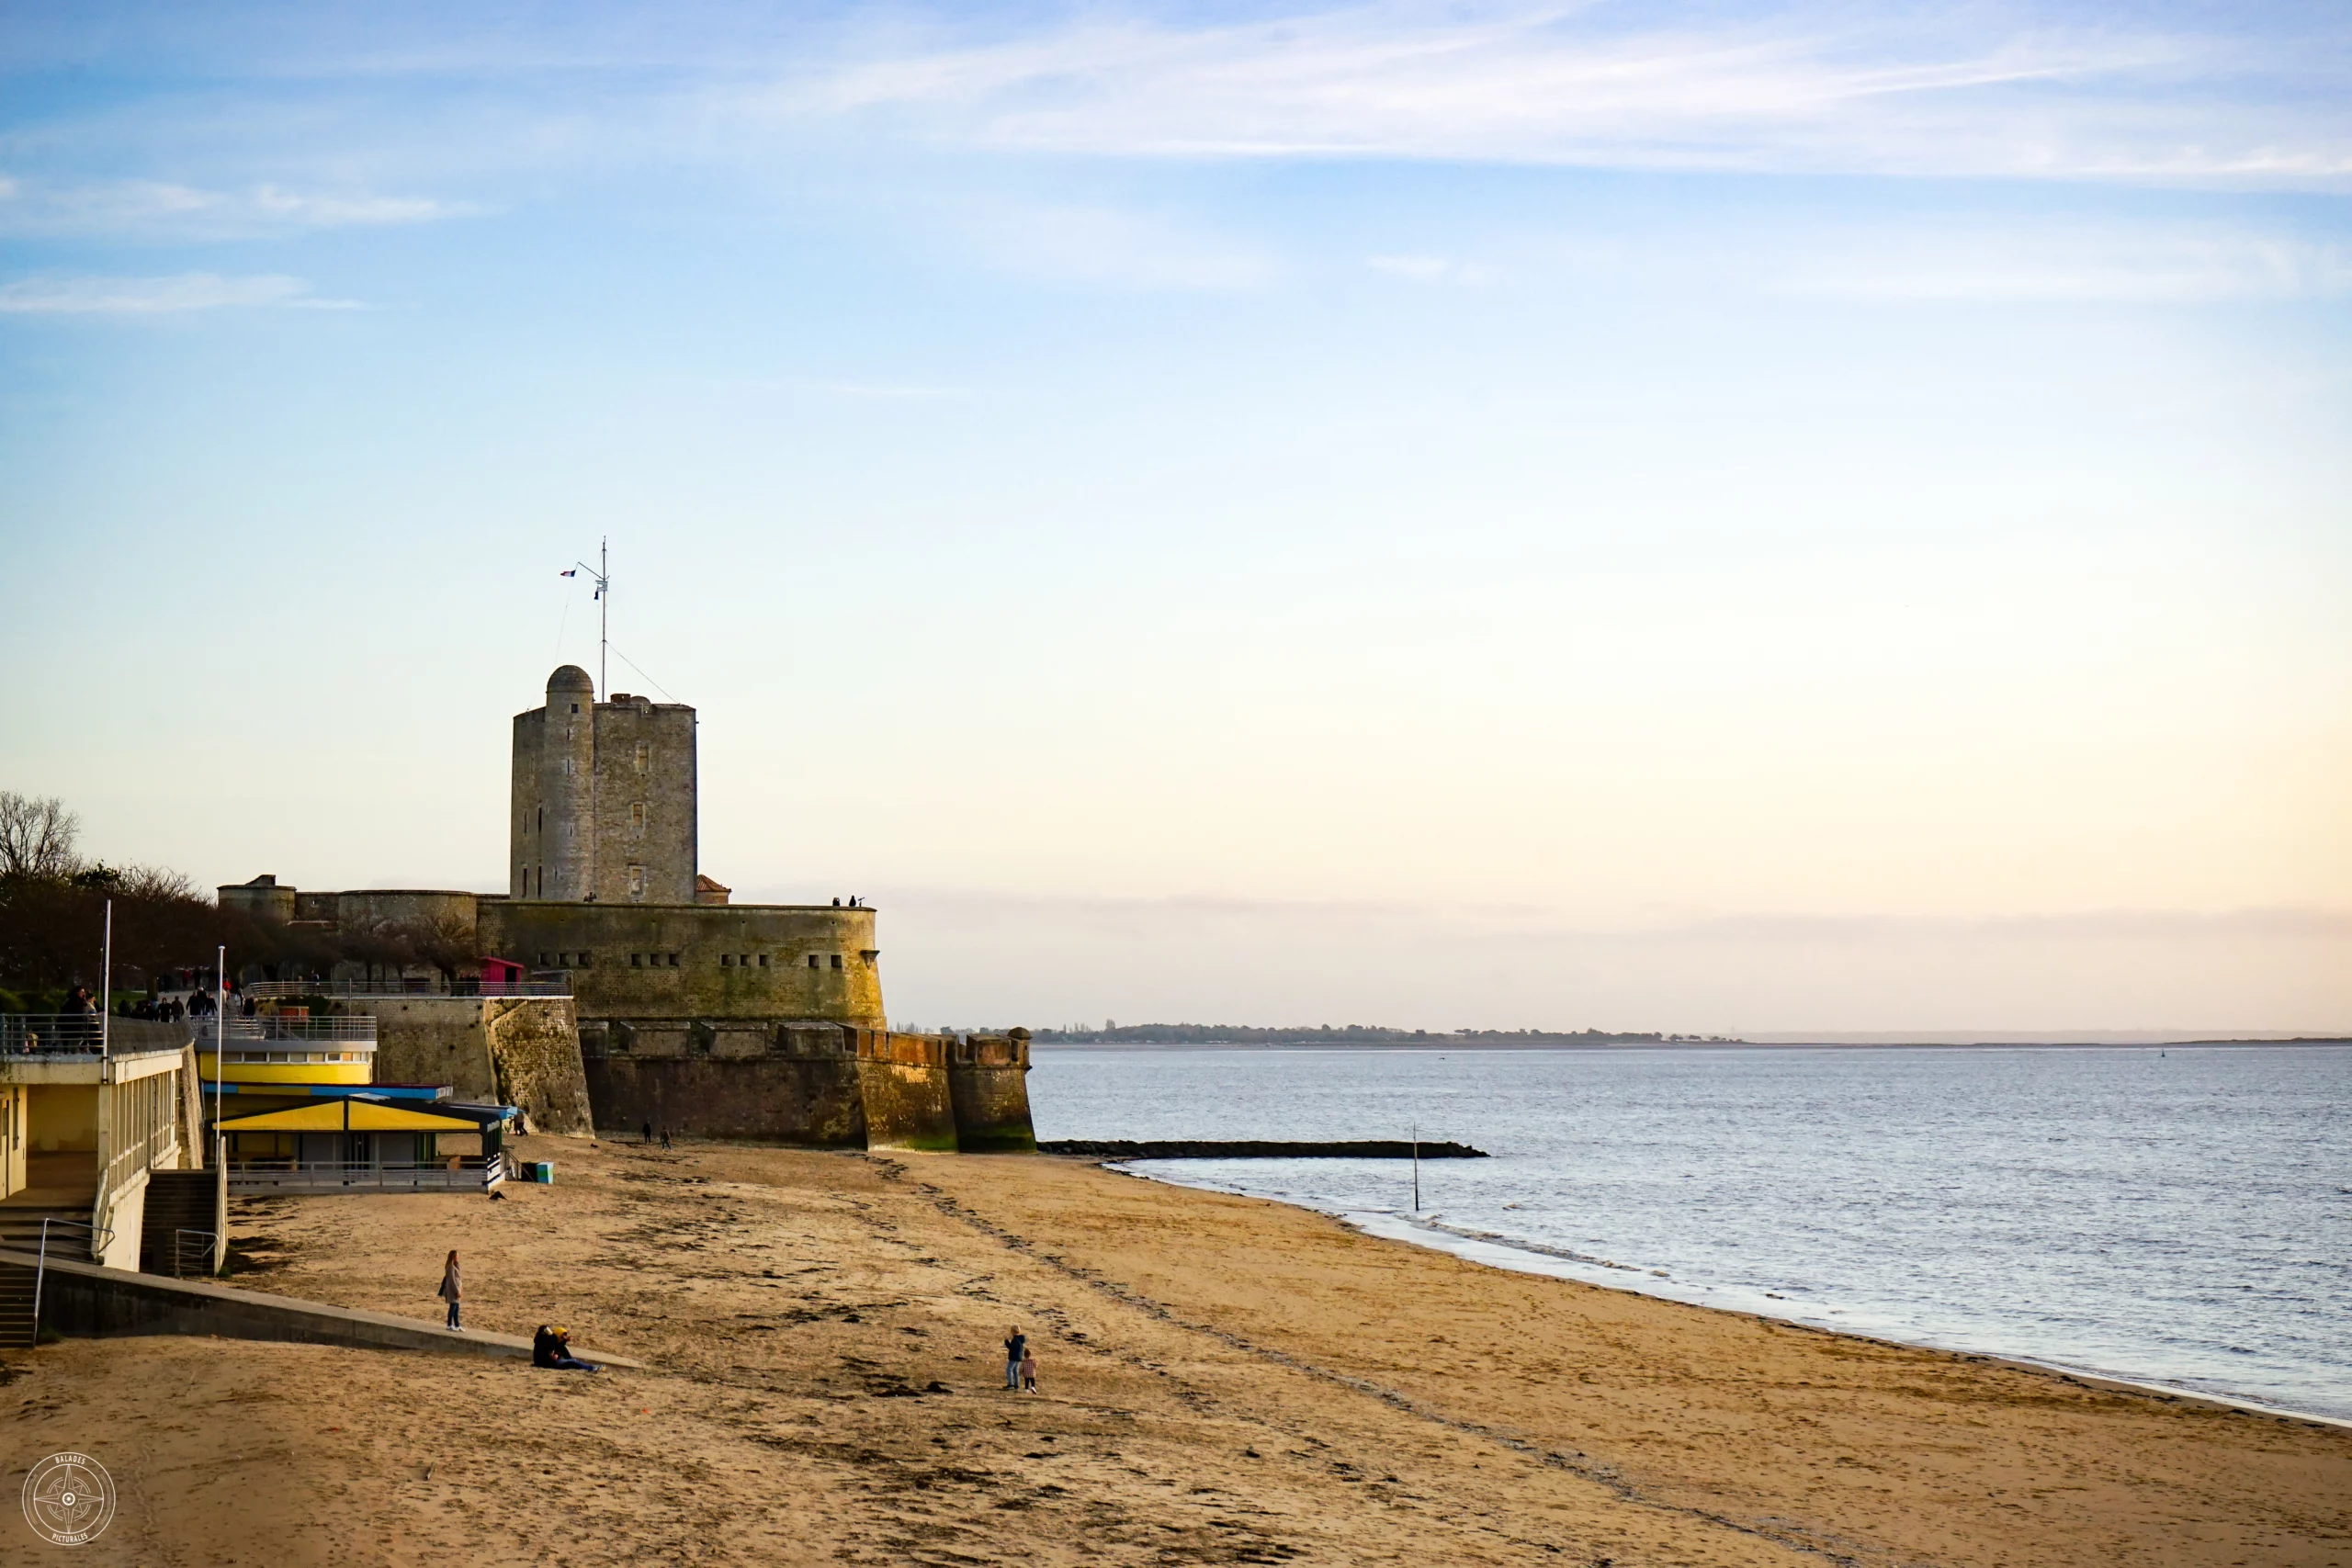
[243,977,571,999]
[32,1218,115,1336]
[2,1015,193,1056]
[173,1228,219,1279]
[227,1152,505,1192]
[216,1016,378,1043]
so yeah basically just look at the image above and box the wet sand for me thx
[5,1137,2347,1566]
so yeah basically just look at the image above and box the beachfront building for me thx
[212,1096,514,1191]
[0,1015,206,1269]
[195,1000,518,1191]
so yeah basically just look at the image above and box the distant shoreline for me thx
[1033,1036,2352,1052]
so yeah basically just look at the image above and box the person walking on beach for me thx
[641,1121,652,1145]
[661,1127,673,1151]
[1004,1326,1026,1390]
[1020,1349,1038,1393]
[437,1249,462,1331]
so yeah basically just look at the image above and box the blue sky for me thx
[3,1,2346,1032]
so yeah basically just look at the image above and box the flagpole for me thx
[101,898,112,1060]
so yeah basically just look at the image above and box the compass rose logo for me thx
[21,1452,116,1546]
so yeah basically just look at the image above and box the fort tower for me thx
[511,665,697,904]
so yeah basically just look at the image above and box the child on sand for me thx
[1020,1350,1037,1392]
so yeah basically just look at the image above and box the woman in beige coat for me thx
[438,1250,461,1331]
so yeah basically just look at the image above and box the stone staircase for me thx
[0,1208,92,1349]
[0,1255,31,1348]
[140,1170,223,1277]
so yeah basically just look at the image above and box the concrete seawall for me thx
[1,1247,639,1366]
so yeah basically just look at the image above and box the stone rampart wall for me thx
[576,1024,1029,1150]
[361,997,593,1135]
[478,901,884,1025]
[583,1056,868,1145]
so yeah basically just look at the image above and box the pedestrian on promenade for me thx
[1003,1326,1026,1389]
[438,1249,462,1330]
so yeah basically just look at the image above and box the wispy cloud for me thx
[0,273,359,314]
[955,198,1274,289]
[1785,230,2352,302]
[0,177,463,239]
[753,4,2352,187]
[1369,254,1494,284]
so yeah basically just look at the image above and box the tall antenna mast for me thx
[572,538,612,698]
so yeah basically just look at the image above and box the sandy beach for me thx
[6,1137,2347,1567]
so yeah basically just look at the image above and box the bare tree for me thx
[0,792,82,880]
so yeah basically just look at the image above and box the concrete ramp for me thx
[0,1247,641,1368]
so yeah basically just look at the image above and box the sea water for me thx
[1028,1044,2352,1422]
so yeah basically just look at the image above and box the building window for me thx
[758,953,769,967]
[722,954,733,967]
[630,802,646,835]
[579,953,593,968]
[570,703,580,714]
[564,757,573,776]
[628,863,645,897]
[669,953,681,967]
[831,953,843,970]
[808,954,819,969]
[631,953,642,967]
[635,743,650,773]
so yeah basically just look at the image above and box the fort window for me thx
[628,863,645,897]
[758,953,769,966]
[630,802,647,834]
[808,954,819,969]
[635,743,650,773]
[631,953,642,967]
[579,953,593,967]
[721,954,733,966]
[831,953,843,970]
[669,953,681,967]
[570,703,580,714]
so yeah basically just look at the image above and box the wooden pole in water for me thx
[1411,1123,1420,1213]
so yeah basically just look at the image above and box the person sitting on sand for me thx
[533,1324,600,1372]
[1020,1350,1038,1393]
[1004,1326,1026,1390]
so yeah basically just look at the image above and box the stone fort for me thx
[221,665,1035,1151]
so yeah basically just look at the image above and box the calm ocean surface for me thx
[1028,1045,2352,1421]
